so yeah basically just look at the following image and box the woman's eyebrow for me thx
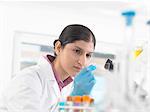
[74,46,82,50]
[74,46,94,53]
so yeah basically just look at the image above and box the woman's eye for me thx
[86,54,92,58]
[73,49,81,55]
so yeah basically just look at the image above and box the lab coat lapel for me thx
[38,56,61,98]
[45,64,61,99]
[51,80,61,99]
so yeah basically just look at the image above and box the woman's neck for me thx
[52,58,69,81]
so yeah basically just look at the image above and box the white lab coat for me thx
[0,57,73,112]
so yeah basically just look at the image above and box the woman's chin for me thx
[71,71,80,77]
[70,72,77,77]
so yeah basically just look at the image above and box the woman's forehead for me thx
[66,40,94,52]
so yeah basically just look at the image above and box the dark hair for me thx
[53,24,96,55]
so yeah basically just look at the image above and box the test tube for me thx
[82,95,94,112]
[82,95,91,106]
[82,95,90,112]
[90,98,94,106]
[59,101,66,112]
[66,96,73,112]
[72,96,82,112]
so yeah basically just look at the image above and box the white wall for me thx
[0,1,149,95]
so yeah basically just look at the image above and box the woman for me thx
[0,24,96,112]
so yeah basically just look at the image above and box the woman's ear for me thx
[54,41,62,55]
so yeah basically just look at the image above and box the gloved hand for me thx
[71,65,96,96]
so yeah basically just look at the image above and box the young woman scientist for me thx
[0,24,97,112]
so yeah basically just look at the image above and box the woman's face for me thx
[58,40,94,77]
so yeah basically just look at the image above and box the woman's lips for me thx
[74,66,82,72]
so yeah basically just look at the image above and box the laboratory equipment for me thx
[58,95,95,112]
[104,59,114,71]
[104,10,150,112]
[90,10,150,112]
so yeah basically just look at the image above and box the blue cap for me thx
[122,10,136,26]
[87,65,96,71]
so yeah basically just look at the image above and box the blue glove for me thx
[71,65,96,96]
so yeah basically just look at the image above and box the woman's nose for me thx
[78,55,86,66]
